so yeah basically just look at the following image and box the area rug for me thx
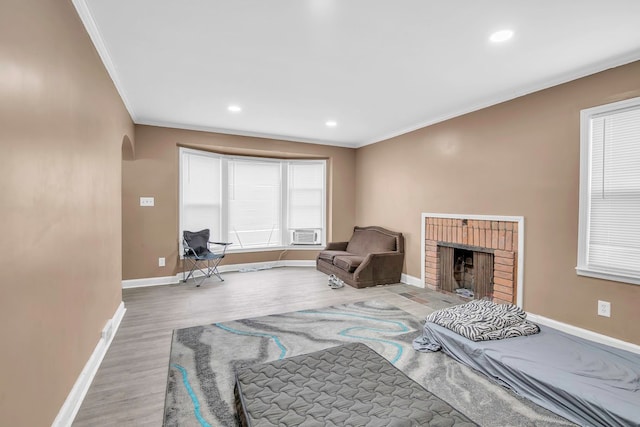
[164,300,573,427]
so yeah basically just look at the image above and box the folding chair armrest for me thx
[182,238,199,257]
[208,241,231,256]
[183,247,198,257]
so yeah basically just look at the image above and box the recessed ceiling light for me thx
[489,29,514,43]
[325,120,337,127]
[227,105,242,112]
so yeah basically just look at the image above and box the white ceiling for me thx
[75,1,640,148]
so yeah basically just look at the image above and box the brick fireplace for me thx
[422,214,524,306]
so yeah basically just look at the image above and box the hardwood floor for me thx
[72,267,464,426]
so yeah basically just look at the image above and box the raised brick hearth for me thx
[423,214,523,305]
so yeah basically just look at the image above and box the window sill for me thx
[575,266,640,286]
[179,245,324,259]
[227,245,325,254]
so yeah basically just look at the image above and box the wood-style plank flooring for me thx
[72,267,465,426]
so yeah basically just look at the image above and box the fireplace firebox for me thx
[438,244,494,300]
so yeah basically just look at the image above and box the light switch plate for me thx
[140,197,154,207]
[158,257,165,267]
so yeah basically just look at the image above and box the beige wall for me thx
[4,2,636,424]
[0,1,134,425]
[356,61,640,344]
[123,125,356,280]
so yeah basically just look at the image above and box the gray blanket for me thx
[416,322,640,427]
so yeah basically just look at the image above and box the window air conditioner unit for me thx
[291,229,319,245]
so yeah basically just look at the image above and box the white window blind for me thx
[180,150,221,241]
[228,159,282,248]
[577,97,640,285]
[288,162,324,230]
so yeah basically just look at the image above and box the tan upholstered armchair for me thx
[316,226,404,288]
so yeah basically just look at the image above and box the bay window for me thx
[179,147,326,252]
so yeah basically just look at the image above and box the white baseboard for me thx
[401,273,423,288]
[221,260,315,272]
[527,312,640,355]
[122,261,316,289]
[395,274,639,354]
[52,301,126,427]
[121,275,178,289]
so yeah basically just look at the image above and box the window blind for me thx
[586,106,640,276]
[288,162,324,230]
[228,159,282,248]
[181,151,221,240]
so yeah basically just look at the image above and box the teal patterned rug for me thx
[164,300,572,427]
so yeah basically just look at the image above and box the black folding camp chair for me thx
[182,229,231,286]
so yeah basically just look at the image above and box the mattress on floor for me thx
[234,342,477,427]
[422,322,640,427]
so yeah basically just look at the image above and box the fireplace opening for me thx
[454,248,474,297]
[439,245,494,300]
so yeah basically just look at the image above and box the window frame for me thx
[178,147,327,255]
[576,96,640,285]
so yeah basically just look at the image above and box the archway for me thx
[121,135,135,284]
[121,135,135,161]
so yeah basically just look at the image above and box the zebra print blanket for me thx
[424,300,539,342]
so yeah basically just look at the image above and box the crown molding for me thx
[72,0,138,122]
[357,49,640,148]
[136,119,359,149]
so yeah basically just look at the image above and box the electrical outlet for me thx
[597,300,611,317]
[159,257,165,267]
[140,197,155,207]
